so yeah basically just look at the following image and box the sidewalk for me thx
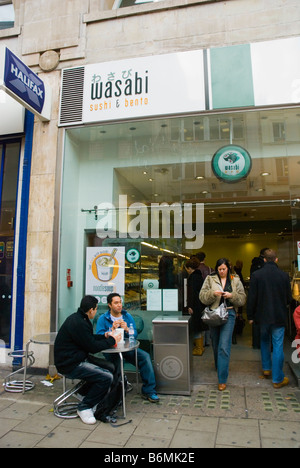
[0,339,299,448]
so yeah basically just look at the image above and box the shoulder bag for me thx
[201,299,228,327]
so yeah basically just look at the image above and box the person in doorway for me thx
[185,257,207,356]
[250,247,269,276]
[159,255,176,289]
[232,260,246,342]
[247,249,292,388]
[250,248,270,349]
[193,252,213,347]
[96,293,159,403]
[54,295,121,425]
[200,258,246,391]
[194,252,213,280]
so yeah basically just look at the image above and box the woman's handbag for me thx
[201,300,228,327]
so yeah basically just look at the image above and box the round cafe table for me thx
[103,338,139,419]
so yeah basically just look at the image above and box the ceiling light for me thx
[261,172,271,176]
[195,176,204,180]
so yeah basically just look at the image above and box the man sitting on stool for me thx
[96,293,159,403]
[54,295,121,425]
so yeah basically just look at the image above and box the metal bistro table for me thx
[103,338,139,419]
[23,332,58,394]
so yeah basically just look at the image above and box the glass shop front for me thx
[57,108,300,347]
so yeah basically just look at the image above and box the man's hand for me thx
[111,331,122,343]
[119,320,128,331]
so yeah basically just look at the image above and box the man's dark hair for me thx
[107,293,121,305]
[195,252,206,262]
[80,295,98,313]
[186,257,200,270]
[260,247,269,257]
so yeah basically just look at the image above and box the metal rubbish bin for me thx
[152,315,192,395]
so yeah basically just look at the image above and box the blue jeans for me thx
[65,361,114,411]
[105,349,157,395]
[260,324,285,384]
[209,310,236,384]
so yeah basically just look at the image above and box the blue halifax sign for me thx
[4,48,45,114]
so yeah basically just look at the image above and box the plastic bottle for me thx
[129,323,135,345]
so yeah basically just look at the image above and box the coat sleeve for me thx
[199,276,216,306]
[70,317,115,354]
[231,277,247,308]
[247,275,258,321]
[96,314,107,335]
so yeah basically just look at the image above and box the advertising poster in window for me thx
[85,247,125,304]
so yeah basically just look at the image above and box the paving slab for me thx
[1,334,300,449]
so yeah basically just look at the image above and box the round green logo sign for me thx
[126,248,141,264]
[212,145,252,183]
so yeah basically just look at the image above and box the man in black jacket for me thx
[247,250,292,389]
[54,295,120,425]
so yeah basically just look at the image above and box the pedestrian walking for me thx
[247,249,292,388]
[200,258,246,391]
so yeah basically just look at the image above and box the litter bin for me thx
[152,315,192,395]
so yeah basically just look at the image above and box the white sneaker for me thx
[77,408,96,425]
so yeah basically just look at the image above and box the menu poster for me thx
[147,290,162,311]
[85,247,125,305]
[163,289,178,311]
[147,289,178,311]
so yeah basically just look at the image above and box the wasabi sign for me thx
[212,145,252,183]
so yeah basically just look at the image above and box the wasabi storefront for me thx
[56,37,300,345]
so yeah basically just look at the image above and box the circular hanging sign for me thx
[212,145,252,183]
[126,248,141,264]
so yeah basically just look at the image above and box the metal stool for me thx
[53,377,86,419]
[4,350,35,393]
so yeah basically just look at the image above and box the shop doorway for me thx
[0,140,21,347]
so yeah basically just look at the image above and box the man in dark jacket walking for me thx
[54,295,120,424]
[247,250,292,388]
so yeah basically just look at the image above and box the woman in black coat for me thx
[185,257,207,355]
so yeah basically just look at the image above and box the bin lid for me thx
[152,315,190,324]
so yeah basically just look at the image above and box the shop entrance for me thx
[0,140,21,347]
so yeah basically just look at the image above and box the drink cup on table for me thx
[113,328,125,347]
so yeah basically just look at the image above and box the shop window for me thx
[0,1,14,30]
[113,0,163,8]
[209,117,244,141]
[170,119,206,143]
[273,122,286,142]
